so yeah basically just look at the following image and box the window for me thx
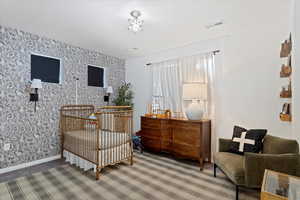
[31,54,61,84]
[88,65,105,87]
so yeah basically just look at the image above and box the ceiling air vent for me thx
[206,21,224,29]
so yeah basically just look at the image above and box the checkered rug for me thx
[0,152,259,200]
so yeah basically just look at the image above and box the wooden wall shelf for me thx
[280,114,292,122]
[279,34,293,123]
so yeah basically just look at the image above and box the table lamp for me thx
[182,83,207,120]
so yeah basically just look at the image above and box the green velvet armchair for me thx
[213,135,299,200]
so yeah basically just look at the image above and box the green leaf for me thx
[112,82,134,107]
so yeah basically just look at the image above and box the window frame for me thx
[30,53,63,84]
[87,64,107,88]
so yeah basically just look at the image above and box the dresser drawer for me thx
[171,120,201,131]
[141,117,162,129]
[161,140,172,151]
[141,136,161,152]
[172,143,200,159]
[172,129,200,146]
[139,128,161,139]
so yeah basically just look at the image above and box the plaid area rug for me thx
[0,152,259,200]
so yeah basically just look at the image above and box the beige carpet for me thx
[0,152,259,200]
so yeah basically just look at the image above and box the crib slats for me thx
[60,105,133,180]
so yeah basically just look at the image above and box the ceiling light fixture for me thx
[128,10,144,33]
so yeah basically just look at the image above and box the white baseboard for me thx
[0,155,61,174]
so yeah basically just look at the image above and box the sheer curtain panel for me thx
[151,52,216,154]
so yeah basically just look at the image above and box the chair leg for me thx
[236,185,239,200]
[213,164,217,177]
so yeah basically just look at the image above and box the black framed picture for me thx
[87,65,105,87]
[31,54,61,84]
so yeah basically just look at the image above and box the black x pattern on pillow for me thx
[229,126,267,155]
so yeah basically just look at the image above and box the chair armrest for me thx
[244,153,299,188]
[219,138,232,152]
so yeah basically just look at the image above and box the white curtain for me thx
[151,53,216,155]
[152,53,215,118]
[152,60,182,113]
[179,53,215,119]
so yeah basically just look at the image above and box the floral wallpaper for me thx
[0,25,125,168]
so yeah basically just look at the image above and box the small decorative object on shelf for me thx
[148,96,163,116]
[144,113,153,117]
[280,34,292,58]
[280,64,292,77]
[280,103,291,122]
[145,103,153,117]
[280,81,292,98]
[146,96,173,119]
[164,109,172,118]
[280,114,292,122]
[154,109,167,118]
[154,109,171,119]
[280,55,292,77]
[281,103,291,114]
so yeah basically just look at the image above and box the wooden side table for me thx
[261,170,300,200]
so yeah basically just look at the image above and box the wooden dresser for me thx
[138,116,211,170]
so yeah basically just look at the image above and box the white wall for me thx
[126,1,294,150]
[292,0,300,142]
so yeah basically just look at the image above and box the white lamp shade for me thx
[106,86,113,94]
[182,83,207,100]
[31,79,42,89]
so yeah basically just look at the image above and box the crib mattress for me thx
[64,130,130,149]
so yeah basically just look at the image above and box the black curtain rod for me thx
[145,49,220,66]
[213,50,221,54]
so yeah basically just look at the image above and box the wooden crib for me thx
[60,105,133,180]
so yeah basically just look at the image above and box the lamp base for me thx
[185,100,203,120]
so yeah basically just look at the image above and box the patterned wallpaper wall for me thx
[0,25,125,169]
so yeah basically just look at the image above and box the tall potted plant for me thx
[112,82,134,107]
